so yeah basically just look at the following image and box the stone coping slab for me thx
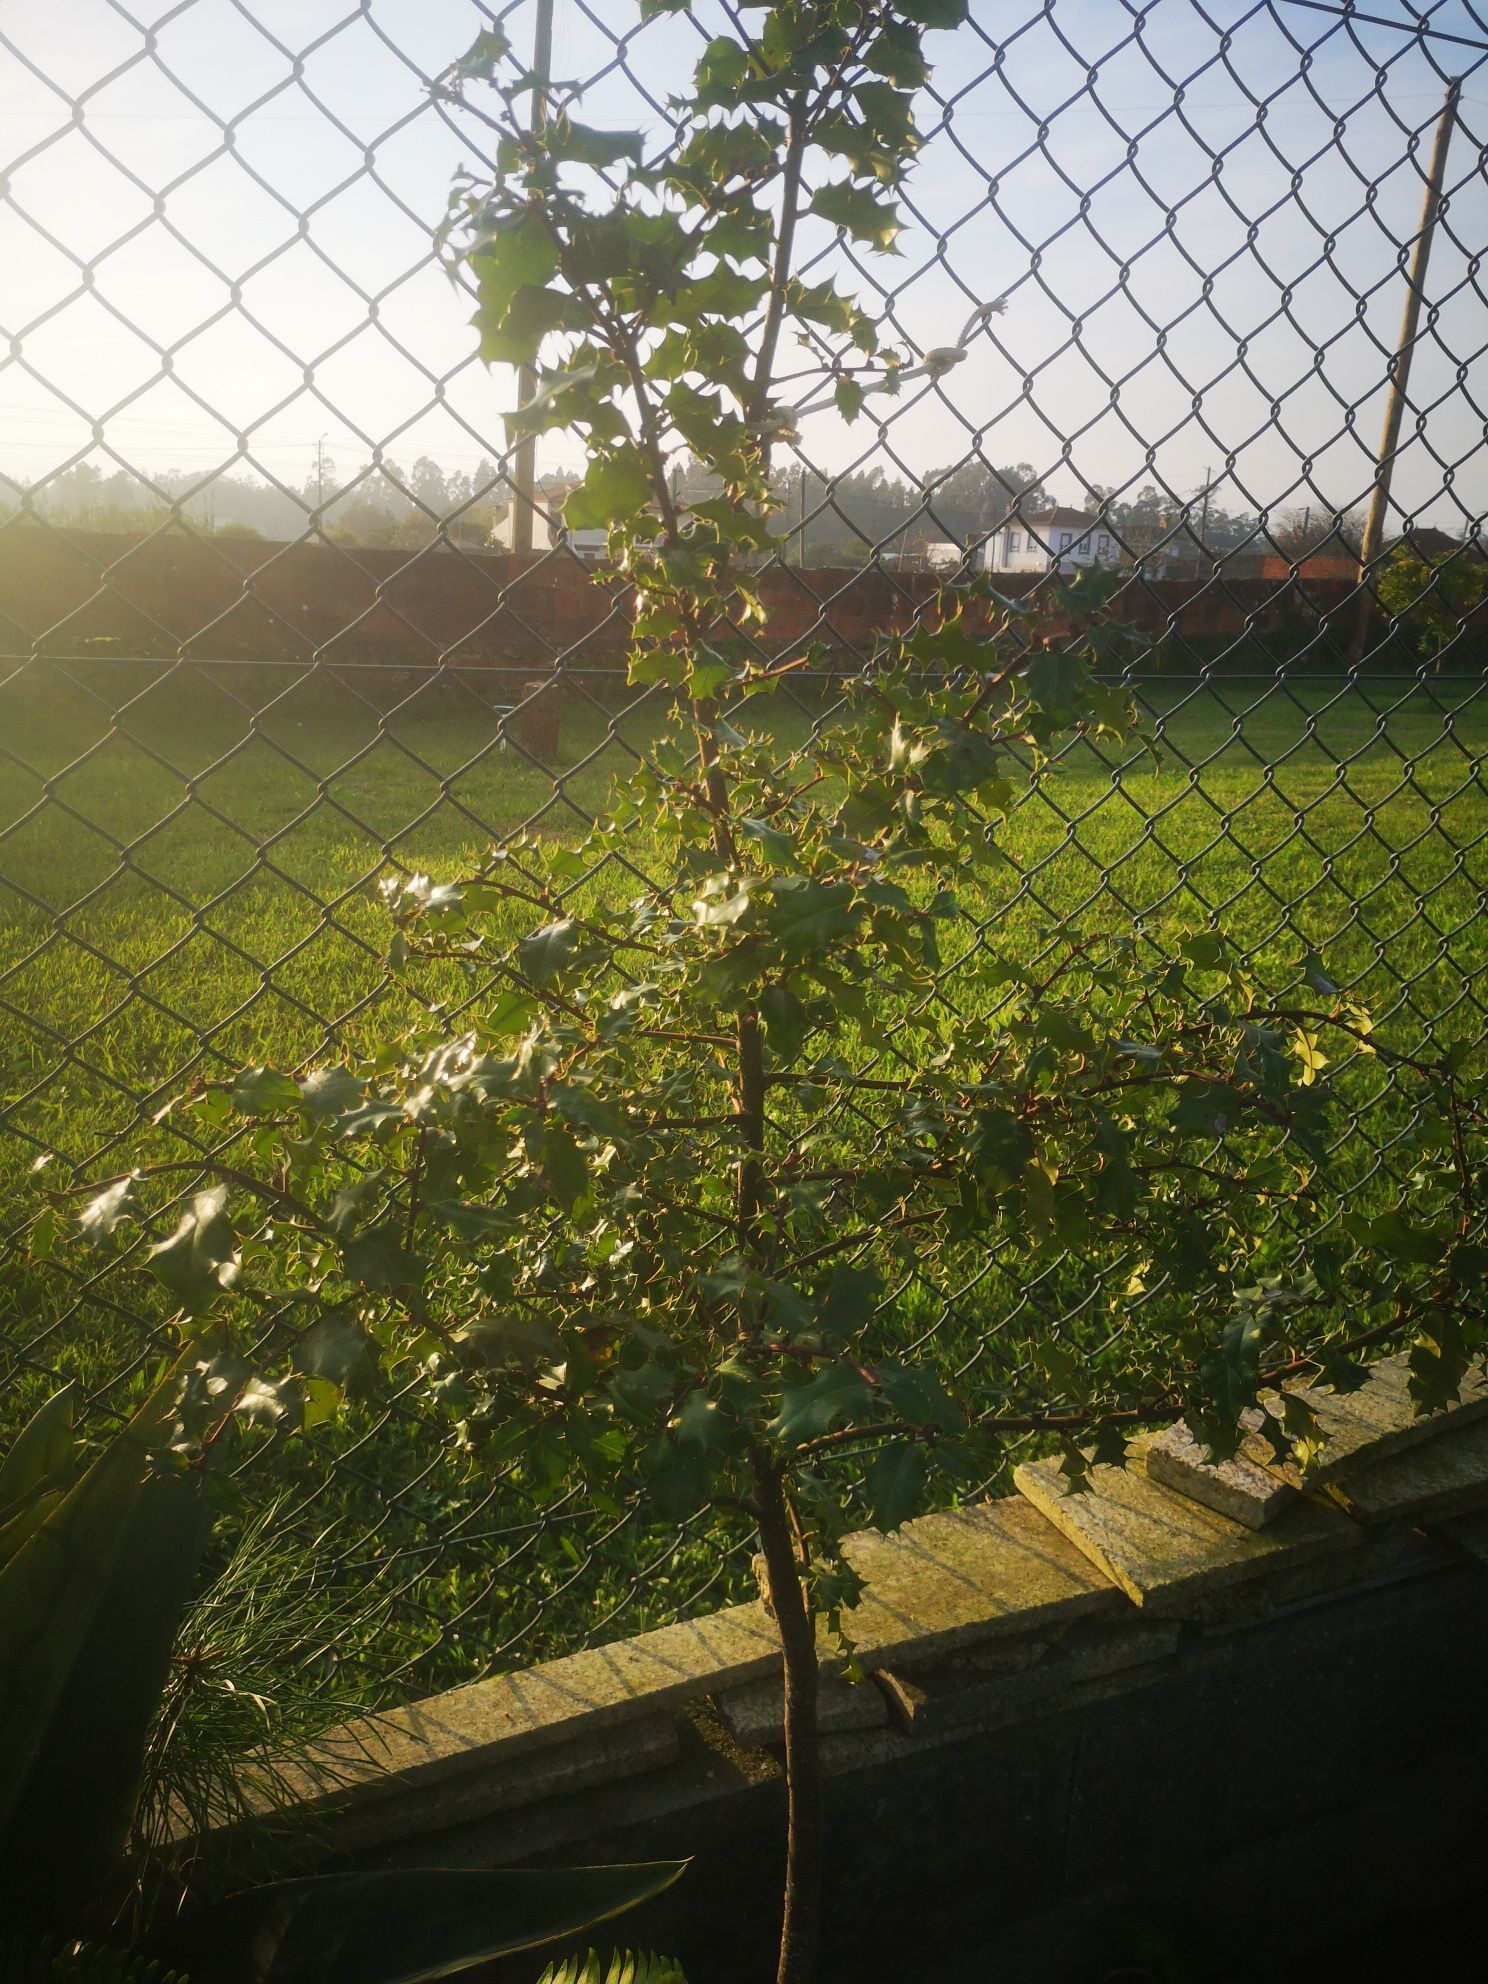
[1322,1412,1488,1525]
[877,1616,1181,1735]
[835,1496,1124,1668]
[714,1670,887,1749]
[1143,1417,1301,1529]
[1140,1355,1488,1528]
[282,1601,779,1818]
[297,1716,680,1856]
[1239,1354,1488,1485]
[1014,1449,1360,1612]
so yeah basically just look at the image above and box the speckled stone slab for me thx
[714,1669,888,1748]
[1239,1354,1488,1484]
[835,1495,1125,1668]
[1322,1412,1488,1525]
[1143,1416,1301,1529]
[1013,1451,1360,1613]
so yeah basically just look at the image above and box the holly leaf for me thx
[563,449,655,532]
[341,1226,421,1292]
[556,122,643,169]
[80,1175,137,1249]
[770,1364,873,1448]
[674,1387,728,1451]
[145,1188,240,1313]
[518,918,579,985]
[1025,649,1085,723]
[541,1124,588,1209]
[230,1067,301,1115]
[298,1068,365,1120]
[1291,1028,1329,1086]
[865,1443,927,1534]
[235,1377,302,1431]
[809,183,903,252]
[295,1312,378,1396]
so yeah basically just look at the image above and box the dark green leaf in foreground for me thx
[169,1862,687,1984]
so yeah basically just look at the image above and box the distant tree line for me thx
[2,453,511,550]
[0,450,1404,574]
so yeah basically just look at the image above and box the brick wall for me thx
[0,524,1354,671]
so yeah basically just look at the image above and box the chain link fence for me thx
[2,0,1487,1698]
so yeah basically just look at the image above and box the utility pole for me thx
[315,433,327,511]
[511,0,556,557]
[1197,466,1212,574]
[1351,76,1460,663]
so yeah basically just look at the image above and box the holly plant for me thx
[66,6,1487,1981]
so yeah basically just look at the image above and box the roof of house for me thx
[1012,507,1103,531]
[1386,527,1478,561]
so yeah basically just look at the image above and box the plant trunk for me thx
[754,1461,823,1984]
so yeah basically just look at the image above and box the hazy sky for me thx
[2,0,1485,534]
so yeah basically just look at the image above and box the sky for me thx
[2,0,1486,537]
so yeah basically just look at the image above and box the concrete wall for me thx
[244,1370,1488,1984]
[454,1558,1488,1983]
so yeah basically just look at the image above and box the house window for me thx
[1097,534,1111,558]
[1004,529,1019,555]
[1057,531,1074,551]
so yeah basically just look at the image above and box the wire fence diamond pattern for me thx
[2,0,1487,1696]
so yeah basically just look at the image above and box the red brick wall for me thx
[0,524,1352,670]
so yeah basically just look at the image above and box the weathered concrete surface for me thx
[1436,1500,1488,1567]
[295,1715,679,1855]
[1145,1358,1488,1527]
[1014,1449,1359,1611]
[833,1495,1123,1665]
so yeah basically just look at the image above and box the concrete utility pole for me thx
[511,0,556,557]
[1350,77,1460,663]
[1197,466,1212,573]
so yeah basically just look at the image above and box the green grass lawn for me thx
[2,655,1486,1693]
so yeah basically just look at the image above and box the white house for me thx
[983,506,1119,577]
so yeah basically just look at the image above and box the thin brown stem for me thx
[747,97,809,428]
[754,1453,821,1984]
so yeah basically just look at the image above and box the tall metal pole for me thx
[1350,77,1460,662]
[511,0,555,557]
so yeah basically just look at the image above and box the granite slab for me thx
[1322,1412,1488,1525]
[714,1669,888,1748]
[835,1495,1125,1668]
[1240,1354,1488,1484]
[1013,1451,1360,1613]
[1143,1415,1301,1529]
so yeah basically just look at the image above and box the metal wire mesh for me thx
[3,0,1487,1697]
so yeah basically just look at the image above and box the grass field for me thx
[3,656,1487,1691]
